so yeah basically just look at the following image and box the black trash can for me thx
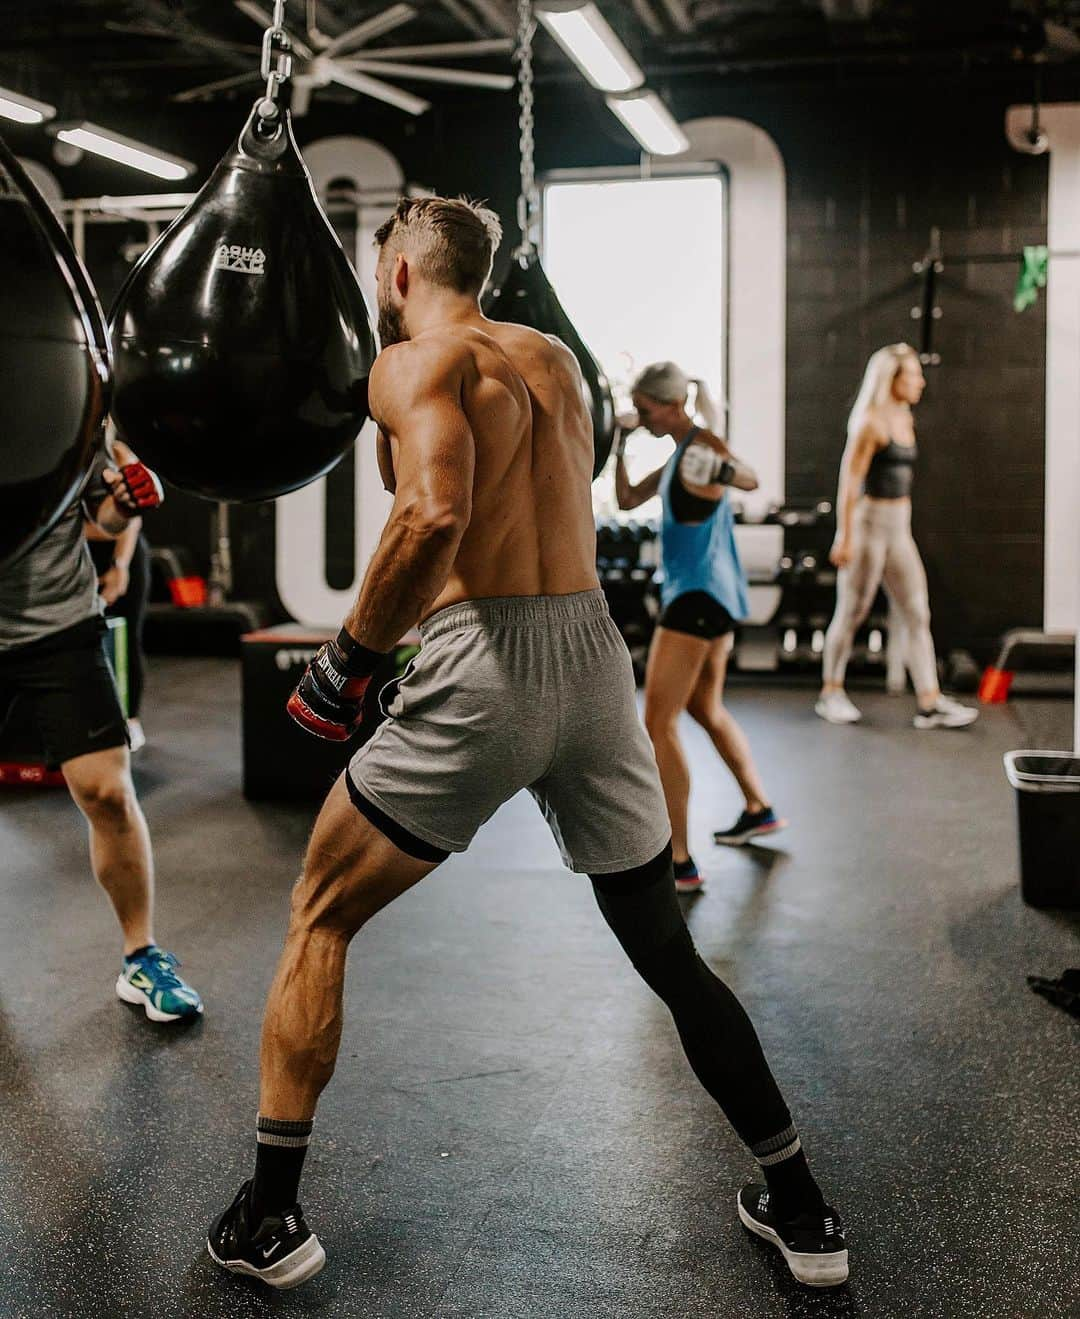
[1004,751,1080,909]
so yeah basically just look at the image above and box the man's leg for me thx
[590,845,827,1224]
[210,775,445,1288]
[63,745,154,955]
[252,774,442,1218]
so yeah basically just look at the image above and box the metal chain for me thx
[515,0,538,254]
[257,0,294,126]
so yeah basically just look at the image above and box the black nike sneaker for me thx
[208,1180,326,1290]
[737,1184,848,1288]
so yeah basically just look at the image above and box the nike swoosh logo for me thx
[261,1245,280,1260]
[87,724,115,739]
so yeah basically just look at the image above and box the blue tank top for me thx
[657,428,750,618]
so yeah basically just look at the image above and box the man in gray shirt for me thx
[0,442,203,1023]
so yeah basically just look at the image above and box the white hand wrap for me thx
[679,439,733,488]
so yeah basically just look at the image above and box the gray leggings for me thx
[822,498,938,695]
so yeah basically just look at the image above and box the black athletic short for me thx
[0,617,129,768]
[658,591,736,641]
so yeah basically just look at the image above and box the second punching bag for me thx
[485,249,616,480]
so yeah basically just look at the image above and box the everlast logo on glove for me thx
[316,650,347,693]
[214,244,266,275]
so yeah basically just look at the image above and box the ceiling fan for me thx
[172,1,515,116]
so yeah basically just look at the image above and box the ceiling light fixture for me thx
[49,122,194,180]
[535,1,644,93]
[606,89,689,155]
[0,86,56,125]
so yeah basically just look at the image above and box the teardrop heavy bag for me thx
[109,102,376,503]
[0,134,110,569]
[484,249,616,480]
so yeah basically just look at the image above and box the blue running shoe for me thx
[116,946,203,1022]
[673,856,704,894]
[713,806,787,847]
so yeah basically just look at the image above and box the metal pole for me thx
[209,502,233,605]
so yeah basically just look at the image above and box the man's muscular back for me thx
[370,319,600,619]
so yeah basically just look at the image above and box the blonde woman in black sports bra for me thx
[817,344,977,729]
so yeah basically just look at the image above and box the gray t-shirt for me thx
[0,450,110,652]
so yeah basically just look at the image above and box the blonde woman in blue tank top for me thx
[615,362,786,893]
[818,344,977,729]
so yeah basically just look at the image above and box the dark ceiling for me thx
[0,0,1078,118]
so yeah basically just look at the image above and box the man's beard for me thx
[378,296,408,347]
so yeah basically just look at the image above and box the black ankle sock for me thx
[250,1114,313,1224]
[124,944,154,963]
[673,856,698,879]
[752,1125,826,1221]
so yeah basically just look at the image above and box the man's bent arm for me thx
[343,340,475,652]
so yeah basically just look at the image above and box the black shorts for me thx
[0,617,129,769]
[658,591,736,641]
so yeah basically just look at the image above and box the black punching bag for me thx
[484,249,616,479]
[0,135,110,568]
[109,101,376,503]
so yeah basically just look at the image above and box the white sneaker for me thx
[913,696,979,730]
[815,691,862,725]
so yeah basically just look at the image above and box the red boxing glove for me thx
[286,629,386,742]
[109,462,164,516]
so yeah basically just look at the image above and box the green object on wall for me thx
[1014,245,1048,312]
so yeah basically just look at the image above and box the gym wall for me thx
[17,73,1048,659]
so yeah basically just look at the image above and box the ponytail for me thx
[690,378,721,434]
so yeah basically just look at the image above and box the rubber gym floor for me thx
[0,658,1076,1319]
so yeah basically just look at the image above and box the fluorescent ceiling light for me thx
[52,122,194,180]
[0,86,56,125]
[536,2,644,93]
[606,90,689,156]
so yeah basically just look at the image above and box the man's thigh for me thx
[293,775,443,935]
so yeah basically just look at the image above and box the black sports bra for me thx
[864,438,917,500]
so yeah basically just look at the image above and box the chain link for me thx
[258,0,294,120]
[515,0,538,253]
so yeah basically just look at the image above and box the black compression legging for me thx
[590,845,798,1160]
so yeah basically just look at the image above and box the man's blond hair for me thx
[374,196,503,296]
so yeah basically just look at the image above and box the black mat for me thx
[0,661,1077,1318]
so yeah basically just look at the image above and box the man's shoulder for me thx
[372,331,474,391]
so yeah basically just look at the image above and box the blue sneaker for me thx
[713,806,787,847]
[116,946,203,1022]
[673,856,704,894]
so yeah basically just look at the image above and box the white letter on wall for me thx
[275,136,401,626]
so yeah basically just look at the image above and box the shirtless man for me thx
[208,197,847,1291]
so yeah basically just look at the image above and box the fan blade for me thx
[173,71,262,102]
[106,20,261,54]
[349,39,513,60]
[433,0,486,37]
[233,1,274,29]
[464,0,515,37]
[329,65,430,115]
[233,0,315,57]
[105,21,177,37]
[346,59,513,90]
[321,4,416,58]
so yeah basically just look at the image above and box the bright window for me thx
[542,174,727,520]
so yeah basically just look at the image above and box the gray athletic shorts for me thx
[347,589,670,873]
